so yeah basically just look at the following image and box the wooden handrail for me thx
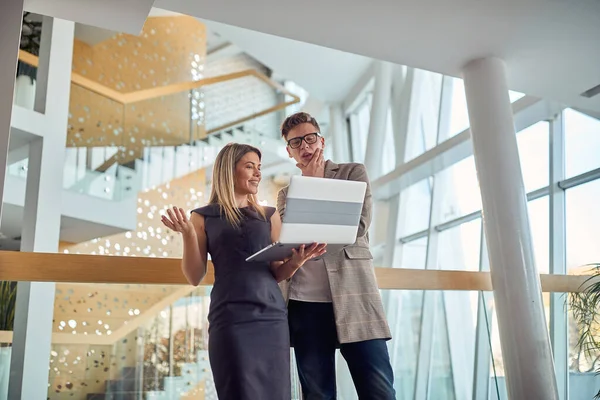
[17,50,301,106]
[0,251,595,293]
[206,99,299,135]
[0,251,594,346]
[18,49,301,171]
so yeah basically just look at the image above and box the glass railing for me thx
[42,284,214,400]
[12,51,300,204]
[35,282,306,400]
[0,252,595,400]
[8,155,140,202]
[0,338,10,400]
[32,286,502,400]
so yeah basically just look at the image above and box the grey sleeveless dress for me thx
[192,204,291,400]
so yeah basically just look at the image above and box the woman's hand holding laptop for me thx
[288,243,328,266]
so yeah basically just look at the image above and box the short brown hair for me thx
[280,112,321,138]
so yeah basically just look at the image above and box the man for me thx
[277,112,395,400]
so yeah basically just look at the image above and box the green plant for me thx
[570,264,600,399]
[0,281,17,333]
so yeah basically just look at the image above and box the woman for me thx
[161,143,326,400]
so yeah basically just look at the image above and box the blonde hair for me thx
[209,143,266,226]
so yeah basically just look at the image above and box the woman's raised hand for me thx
[290,243,327,267]
[161,206,194,236]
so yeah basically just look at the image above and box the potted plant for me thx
[14,13,41,110]
[570,265,600,399]
[0,281,17,400]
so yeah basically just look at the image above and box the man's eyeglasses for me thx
[287,133,321,149]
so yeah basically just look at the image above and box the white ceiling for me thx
[74,24,115,46]
[153,0,600,112]
[24,0,155,35]
[0,202,131,243]
[200,19,374,103]
[73,8,192,47]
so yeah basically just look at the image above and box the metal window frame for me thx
[549,112,569,400]
[336,63,600,400]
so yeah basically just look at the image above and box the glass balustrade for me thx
[0,271,595,400]
[0,283,515,400]
[11,54,290,204]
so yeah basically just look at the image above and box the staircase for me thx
[86,351,215,400]
[145,350,216,400]
[86,366,140,400]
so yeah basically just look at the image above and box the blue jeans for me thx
[288,300,395,400]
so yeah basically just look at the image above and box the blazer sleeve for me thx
[348,164,372,238]
[276,188,287,219]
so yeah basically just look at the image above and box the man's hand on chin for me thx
[297,148,325,178]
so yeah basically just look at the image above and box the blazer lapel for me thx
[324,160,339,179]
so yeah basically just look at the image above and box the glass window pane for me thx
[488,299,508,399]
[428,293,456,400]
[396,237,428,269]
[566,180,600,397]
[398,179,432,236]
[403,71,443,162]
[448,79,470,138]
[386,289,424,398]
[566,179,600,272]
[565,108,600,178]
[437,221,481,397]
[382,107,396,175]
[528,196,549,274]
[354,95,372,163]
[385,238,427,398]
[404,115,427,162]
[438,219,482,272]
[517,121,549,192]
[439,156,482,223]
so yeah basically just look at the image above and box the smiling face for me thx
[234,151,261,196]
[285,122,325,166]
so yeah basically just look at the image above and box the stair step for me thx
[87,392,140,400]
[164,376,187,394]
[120,366,138,380]
[105,378,137,392]
[144,391,169,400]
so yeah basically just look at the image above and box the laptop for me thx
[246,175,367,262]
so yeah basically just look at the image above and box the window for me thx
[528,196,549,274]
[565,179,600,271]
[438,157,482,224]
[517,121,549,192]
[398,178,432,237]
[438,219,482,272]
[564,108,600,178]
[387,238,427,398]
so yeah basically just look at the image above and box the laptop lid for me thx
[278,175,367,245]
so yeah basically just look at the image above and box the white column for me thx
[0,0,24,220]
[363,60,393,179]
[463,57,558,399]
[328,104,350,163]
[9,17,75,400]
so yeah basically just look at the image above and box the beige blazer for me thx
[277,160,392,344]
